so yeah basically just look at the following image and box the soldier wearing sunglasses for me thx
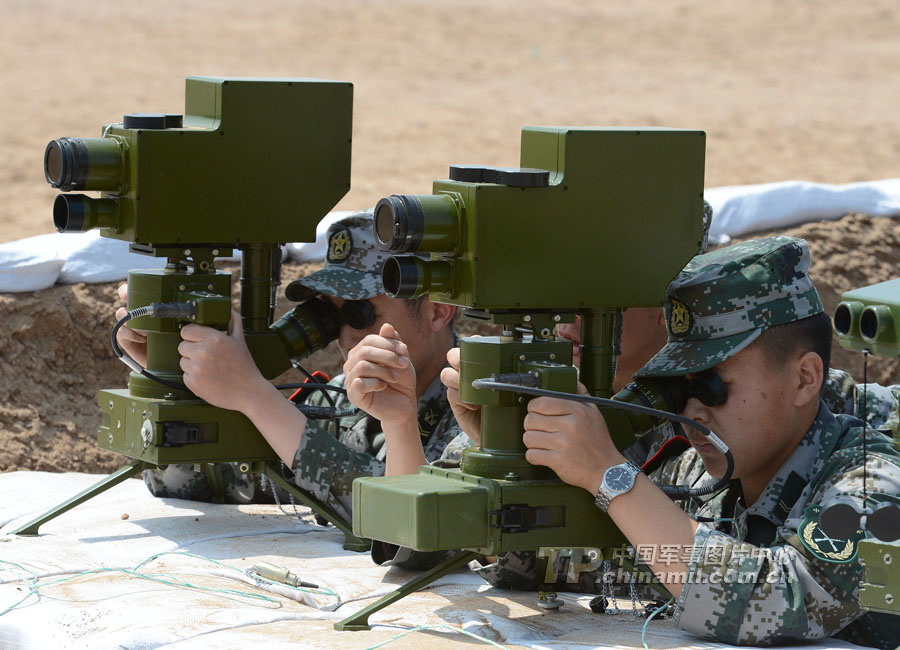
[444,237,900,648]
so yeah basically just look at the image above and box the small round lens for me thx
[819,503,862,540]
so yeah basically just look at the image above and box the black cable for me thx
[862,351,869,515]
[274,383,348,395]
[111,305,192,393]
[291,360,341,433]
[471,378,735,500]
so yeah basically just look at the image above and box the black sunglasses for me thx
[684,369,728,408]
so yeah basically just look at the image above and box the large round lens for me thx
[43,137,123,191]
[45,141,65,186]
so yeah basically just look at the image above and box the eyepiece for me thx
[374,193,461,254]
[44,137,124,192]
[272,297,343,361]
[613,376,692,436]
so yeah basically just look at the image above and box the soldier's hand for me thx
[114,283,148,368]
[344,323,418,429]
[522,383,623,494]
[441,346,483,445]
[178,310,268,412]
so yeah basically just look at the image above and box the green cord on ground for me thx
[641,597,675,650]
[0,549,347,617]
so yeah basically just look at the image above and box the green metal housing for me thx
[835,279,900,357]
[833,283,900,620]
[17,77,361,545]
[98,77,352,247]
[352,127,706,557]
[425,128,705,309]
[858,539,899,615]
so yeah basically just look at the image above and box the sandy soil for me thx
[1,1,899,472]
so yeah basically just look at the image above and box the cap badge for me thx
[327,228,353,263]
[669,299,692,336]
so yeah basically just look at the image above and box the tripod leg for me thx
[334,550,479,631]
[257,461,371,552]
[10,461,150,536]
[201,463,226,503]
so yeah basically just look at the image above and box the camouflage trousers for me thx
[143,463,294,505]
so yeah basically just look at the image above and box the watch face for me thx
[606,466,632,491]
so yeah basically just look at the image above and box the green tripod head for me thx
[44,76,353,466]
[352,127,707,556]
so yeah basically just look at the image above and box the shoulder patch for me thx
[327,228,353,263]
[799,504,865,563]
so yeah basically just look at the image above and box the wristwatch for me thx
[594,461,641,512]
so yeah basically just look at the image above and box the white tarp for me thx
[0,211,353,293]
[704,178,900,245]
[3,179,900,293]
[0,471,863,649]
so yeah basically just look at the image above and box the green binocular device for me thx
[373,126,706,310]
[15,78,364,544]
[833,282,900,617]
[834,279,900,358]
[45,76,354,466]
[353,127,707,554]
[45,76,351,247]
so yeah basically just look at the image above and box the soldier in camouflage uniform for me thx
[823,367,900,430]
[128,211,462,524]
[473,236,900,647]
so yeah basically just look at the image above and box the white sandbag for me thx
[58,230,166,284]
[706,178,900,245]
[0,233,66,292]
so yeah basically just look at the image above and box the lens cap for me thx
[123,113,184,129]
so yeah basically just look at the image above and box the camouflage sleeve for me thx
[434,428,474,465]
[291,420,383,525]
[823,368,899,430]
[675,450,900,645]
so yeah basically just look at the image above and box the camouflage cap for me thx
[295,209,390,300]
[635,236,824,378]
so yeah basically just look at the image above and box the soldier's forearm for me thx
[383,412,427,476]
[241,381,308,467]
[606,473,700,598]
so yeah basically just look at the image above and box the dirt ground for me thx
[1,1,899,473]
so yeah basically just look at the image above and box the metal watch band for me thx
[594,461,641,513]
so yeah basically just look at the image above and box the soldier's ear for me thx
[793,350,823,408]
[423,298,456,333]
